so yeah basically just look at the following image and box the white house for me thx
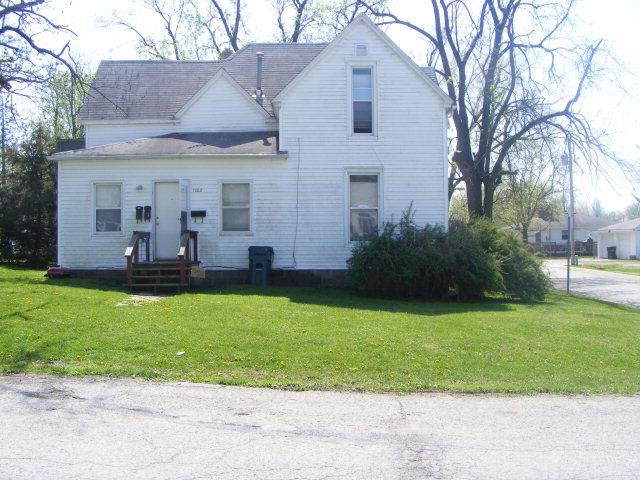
[527,214,610,244]
[597,218,640,260]
[50,15,452,287]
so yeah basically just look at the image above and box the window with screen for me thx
[95,183,122,233]
[349,174,379,241]
[352,67,373,134]
[221,183,251,232]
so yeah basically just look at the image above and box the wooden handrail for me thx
[124,231,150,285]
[177,230,198,286]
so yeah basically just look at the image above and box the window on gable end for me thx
[352,67,373,134]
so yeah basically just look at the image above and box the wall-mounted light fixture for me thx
[136,184,144,191]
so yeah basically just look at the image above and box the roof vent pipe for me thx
[256,51,264,106]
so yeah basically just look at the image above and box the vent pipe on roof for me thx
[255,51,264,106]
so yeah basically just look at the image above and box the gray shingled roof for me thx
[50,131,281,158]
[542,213,612,230]
[598,217,640,232]
[81,43,327,121]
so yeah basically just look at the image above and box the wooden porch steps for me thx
[124,230,199,294]
[129,261,198,293]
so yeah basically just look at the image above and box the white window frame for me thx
[346,61,378,138]
[219,180,253,236]
[344,168,383,244]
[354,44,367,57]
[92,181,124,236]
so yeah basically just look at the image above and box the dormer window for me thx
[352,67,373,134]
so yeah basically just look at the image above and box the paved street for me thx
[1,374,640,479]
[545,259,640,308]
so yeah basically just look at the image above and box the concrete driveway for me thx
[544,259,640,308]
[1,375,640,480]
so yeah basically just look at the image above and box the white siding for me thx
[62,21,448,270]
[278,21,447,240]
[597,231,639,259]
[58,157,313,269]
[85,75,276,147]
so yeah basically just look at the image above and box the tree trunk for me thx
[482,181,495,219]
[464,170,484,218]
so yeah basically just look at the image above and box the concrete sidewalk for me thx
[544,258,640,308]
[1,374,639,479]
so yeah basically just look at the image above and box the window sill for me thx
[219,231,253,237]
[91,232,125,238]
[348,133,378,141]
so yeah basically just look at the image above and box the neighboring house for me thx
[49,15,453,285]
[527,214,611,244]
[597,218,640,260]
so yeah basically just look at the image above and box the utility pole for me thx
[1,92,6,189]
[568,134,576,267]
[563,133,576,293]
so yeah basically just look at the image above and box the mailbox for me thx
[191,210,206,223]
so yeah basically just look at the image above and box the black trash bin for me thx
[607,246,617,260]
[248,246,274,285]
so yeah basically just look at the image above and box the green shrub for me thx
[347,209,503,301]
[346,208,550,302]
[470,218,551,301]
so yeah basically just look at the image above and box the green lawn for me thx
[1,265,640,394]
[577,261,640,277]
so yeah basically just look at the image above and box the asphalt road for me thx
[545,259,640,308]
[1,375,639,479]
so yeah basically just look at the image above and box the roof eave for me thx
[81,118,180,126]
[48,153,288,161]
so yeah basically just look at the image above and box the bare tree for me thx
[105,0,244,60]
[362,0,612,219]
[0,0,77,92]
[272,0,388,42]
[206,0,243,53]
[274,0,313,42]
[317,0,385,37]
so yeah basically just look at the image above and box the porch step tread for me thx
[133,275,185,285]
[132,264,194,268]
[131,273,181,279]
[130,283,188,288]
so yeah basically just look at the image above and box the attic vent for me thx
[355,44,367,57]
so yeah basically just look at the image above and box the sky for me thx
[39,0,640,212]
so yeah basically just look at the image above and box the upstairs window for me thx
[352,67,373,134]
[94,183,122,233]
[221,182,251,232]
[349,174,379,241]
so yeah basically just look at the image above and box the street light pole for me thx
[568,134,576,267]
[563,133,576,293]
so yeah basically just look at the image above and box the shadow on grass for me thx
[192,284,516,317]
[1,265,530,317]
[0,341,53,373]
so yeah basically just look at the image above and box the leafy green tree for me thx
[37,66,93,140]
[493,140,561,241]
[626,202,640,220]
[0,125,56,265]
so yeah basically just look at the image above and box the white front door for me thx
[154,181,180,259]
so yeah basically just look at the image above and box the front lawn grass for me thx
[1,265,640,393]
[577,261,640,277]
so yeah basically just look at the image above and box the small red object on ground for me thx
[46,266,71,278]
